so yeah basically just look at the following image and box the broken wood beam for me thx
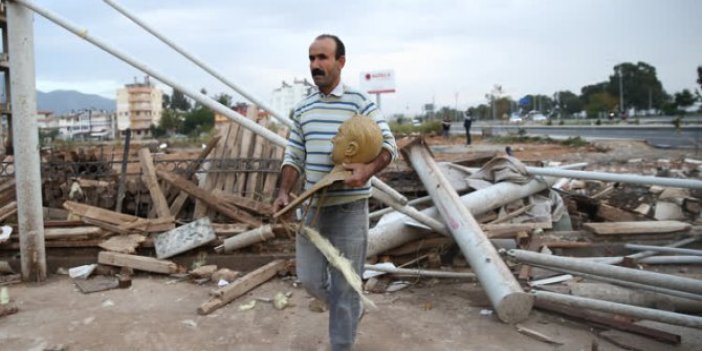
[403,139,532,323]
[156,170,262,227]
[138,148,171,219]
[97,251,178,274]
[584,221,691,236]
[198,259,287,315]
[0,201,17,222]
[167,135,221,217]
[63,201,174,233]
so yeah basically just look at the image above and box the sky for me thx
[27,0,702,115]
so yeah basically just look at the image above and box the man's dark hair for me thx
[316,34,345,59]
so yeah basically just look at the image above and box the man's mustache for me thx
[311,69,325,77]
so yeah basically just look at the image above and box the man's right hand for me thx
[272,192,290,214]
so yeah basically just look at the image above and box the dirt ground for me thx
[2,137,702,351]
[3,275,701,351]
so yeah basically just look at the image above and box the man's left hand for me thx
[342,162,373,187]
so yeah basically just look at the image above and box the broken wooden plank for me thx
[44,226,104,240]
[515,324,563,345]
[98,234,146,254]
[213,191,273,215]
[156,170,262,227]
[597,203,645,222]
[97,251,178,274]
[211,223,251,236]
[168,136,221,217]
[583,221,691,236]
[0,201,17,222]
[64,201,174,233]
[198,259,287,315]
[138,148,171,219]
[154,217,216,259]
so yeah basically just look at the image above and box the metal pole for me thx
[405,140,532,323]
[625,243,702,257]
[115,128,131,212]
[102,0,293,129]
[364,264,476,280]
[368,175,557,257]
[509,249,702,295]
[369,194,432,221]
[7,1,46,281]
[14,0,406,204]
[371,188,446,234]
[533,290,702,329]
[597,236,700,265]
[524,167,702,190]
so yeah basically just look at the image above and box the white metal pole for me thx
[534,290,702,329]
[625,243,702,257]
[102,0,294,129]
[406,140,532,323]
[526,167,702,190]
[7,1,46,281]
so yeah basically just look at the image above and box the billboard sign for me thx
[359,70,396,94]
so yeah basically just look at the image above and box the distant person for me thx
[441,117,451,138]
[463,110,472,145]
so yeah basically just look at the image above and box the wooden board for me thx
[198,259,287,315]
[583,221,691,235]
[139,148,171,219]
[98,251,178,274]
[154,217,216,259]
[73,276,119,294]
[98,234,146,254]
[63,201,174,233]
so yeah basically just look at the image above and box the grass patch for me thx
[389,120,443,136]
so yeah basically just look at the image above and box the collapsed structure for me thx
[0,1,701,349]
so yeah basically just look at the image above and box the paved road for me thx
[450,123,702,149]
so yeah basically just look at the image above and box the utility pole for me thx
[618,67,624,116]
[454,91,458,121]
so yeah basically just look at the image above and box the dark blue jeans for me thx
[296,199,368,351]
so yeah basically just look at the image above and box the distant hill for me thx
[36,90,115,115]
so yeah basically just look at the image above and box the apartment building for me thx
[270,78,313,118]
[116,76,163,138]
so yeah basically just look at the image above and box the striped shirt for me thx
[282,83,397,207]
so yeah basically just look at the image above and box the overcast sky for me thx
[29,0,701,115]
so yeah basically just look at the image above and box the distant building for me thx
[270,78,313,118]
[36,111,57,130]
[54,110,116,141]
[116,76,163,138]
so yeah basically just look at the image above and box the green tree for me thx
[584,92,617,118]
[214,93,233,107]
[182,105,214,136]
[555,91,583,116]
[494,96,513,119]
[697,66,702,99]
[159,108,184,135]
[674,89,696,110]
[607,62,666,110]
[580,82,608,106]
[521,94,554,113]
[170,89,191,111]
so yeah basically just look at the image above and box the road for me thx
[452,123,702,149]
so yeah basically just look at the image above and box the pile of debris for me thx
[1,116,702,347]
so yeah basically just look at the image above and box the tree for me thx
[520,94,554,113]
[494,97,513,119]
[697,66,702,99]
[674,89,696,110]
[159,108,184,134]
[607,62,666,110]
[170,89,191,111]
[214,93,233,107]
[580,82,608,105]
[584,92,617,118]
[555,90,583,116]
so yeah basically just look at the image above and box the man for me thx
[272,34,397,351]
[463,109,473,145]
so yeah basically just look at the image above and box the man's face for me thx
[309,38,345,93]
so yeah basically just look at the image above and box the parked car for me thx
[526,111,548,122]
[509,114,523,123]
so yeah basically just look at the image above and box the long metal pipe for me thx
[406,140,532,323]
[533,290,702,329]
[371,188,447,235]
[582,255,702,265]
[7,1,46,281]
[102,0,294,129]
[15,0,406,204]
[596,236,700,265]
[526,167,702,190]
[367,174,557,257]
[509,249,702,295]
[364,264,476,280]
[625,243,702,257]
[528,264,702,302]
[369,194,432,220]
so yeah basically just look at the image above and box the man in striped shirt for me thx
[273,34,397,351]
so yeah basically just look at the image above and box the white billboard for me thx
[359,70,396,94]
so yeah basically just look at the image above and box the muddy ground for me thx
[2,137,702,351]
